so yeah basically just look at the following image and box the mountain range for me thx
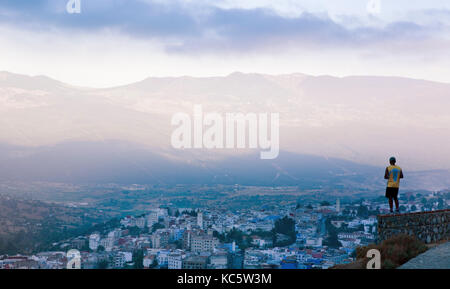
[1,71,449,190]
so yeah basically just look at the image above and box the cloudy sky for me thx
[0,0,449,87]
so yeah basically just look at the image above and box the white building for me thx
[197,212,203,229]
[252,238,272,249]
[157,250,170,267]
[151,231,170,249]
[254,222,273,231]
[108,229,121,240]
[100,237,115,251]
[191,234,219,253]
[209,253,228,269]
[348,220,362,228]
[122,252,133,262]
[100,238,109,250]
[147,210,159,228]
[305,238,323,248]
[135,217,146,229]
[89,233,101,251]
[168,253,183,269]
[114,253,126,268]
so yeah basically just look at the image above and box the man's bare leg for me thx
[394,197,399,212]
[388,197,394,212]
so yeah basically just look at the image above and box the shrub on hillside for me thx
[332,234,428,269]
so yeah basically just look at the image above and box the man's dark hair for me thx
[389,157,396,164]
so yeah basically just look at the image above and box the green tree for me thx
[182,210,197,217]
[97,260,109,269]
[226,228,245,244]
[132,249,144,269]
[320,201,331,206]
[437,198,445,210]
[324,229,341,249]
[150,259,158,269]
[323,218,342,249]
[151,223,165,233]
[128,226,141,236]
[273,216,296,246]
[357,205,369,217]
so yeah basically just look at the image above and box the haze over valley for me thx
[0,71,449,193]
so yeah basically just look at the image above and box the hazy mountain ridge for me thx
[0,71,449,171]
[0,140,448,191]
[0,141,372,185]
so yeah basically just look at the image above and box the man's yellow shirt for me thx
[385,165,403,188]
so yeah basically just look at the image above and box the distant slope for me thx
[0,141,382,188]
[0,194,114,255]
[0,139,444,191]
[0,140,448,189]
[1,71,450,170]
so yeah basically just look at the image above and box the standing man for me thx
[384,157,404,214]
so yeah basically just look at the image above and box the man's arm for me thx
[400,170,404,179]
[384,168,390,179]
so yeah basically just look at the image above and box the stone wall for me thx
[377,209,450,244]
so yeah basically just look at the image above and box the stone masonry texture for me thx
[377,209,449,244]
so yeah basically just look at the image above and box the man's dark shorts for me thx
[385,187,399,198]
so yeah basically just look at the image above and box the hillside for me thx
[0,194,114,255]
[0,140,382,187]
[1,71,450,171]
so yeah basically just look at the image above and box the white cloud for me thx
[0,0,449,86]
